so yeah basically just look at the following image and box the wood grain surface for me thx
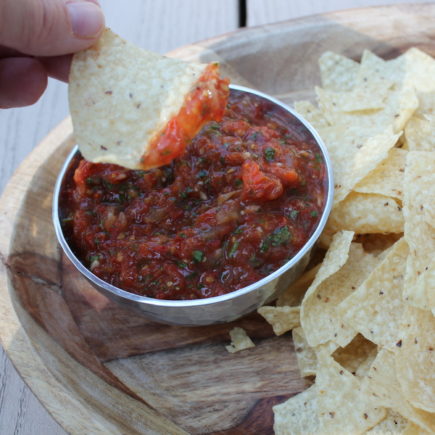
[2,2,435,434]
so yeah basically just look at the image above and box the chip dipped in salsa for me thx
[60,89,327,300]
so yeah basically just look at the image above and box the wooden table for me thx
[0,0,431,433]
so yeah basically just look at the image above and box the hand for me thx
[0,0,105,108]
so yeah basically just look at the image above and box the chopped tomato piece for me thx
[242,160,283,201]
[267,163,299,186]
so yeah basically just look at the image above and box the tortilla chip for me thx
[292,327,317,377]
[293,100,330,129]
[273,386,320,435]
[313,118,400,205]
[316,83,417,135]
[300,54,409,207]
[403,151,435,311]
[403,422,433,435]
[319,51,359,92]
[354,148,407,200]
[329,127,400,205]
[301,240,379,349]
[395,305,435,413]
[357,50,388,76]
[225,327,255,353]
[367,409,409,434]
[355,49,435,126]
[316,350,386,433]
[69,29,212,169]
[315,84,389,113]
[326,192,404,235]
[338,238,409,348]
[398,48,435,93]
[257,306,300,336]
[411,260,435,316]
[357,50,415,97]
[362,349,435,433]
[299,230,353,297]
[306,230,354,290]
[405,115,435,152]
[404,92,435,151]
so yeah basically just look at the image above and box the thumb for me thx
[0,0,105,56]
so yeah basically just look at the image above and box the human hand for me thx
[0,0,105,108]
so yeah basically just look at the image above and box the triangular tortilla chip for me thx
[69,29,228,169]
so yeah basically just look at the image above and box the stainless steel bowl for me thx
[53,85,333,326]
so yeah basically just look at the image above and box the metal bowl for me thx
[53,85,333,326]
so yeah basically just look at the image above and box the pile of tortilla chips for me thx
[258,49,435,434]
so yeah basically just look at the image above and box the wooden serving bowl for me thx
[1,4,435,433]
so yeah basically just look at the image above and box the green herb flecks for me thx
[192,250,205,263]
[61,216,74,224]
[260,226,292,253]
[197,169,208,179]
[228,240,239,258]
[271,226,291,245]
[208,122,221,132]
[89,254,102,267]
[264,147,276,162]
[288,209,299,220]
[86,176,100,186]
[101,179,117,191]
[259,238,269,253]
[176,260,188,269]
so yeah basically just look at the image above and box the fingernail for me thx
[67,1,104,39]
[84,0,101,5]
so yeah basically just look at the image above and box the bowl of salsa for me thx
[53,85,333,326]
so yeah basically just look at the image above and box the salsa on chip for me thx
[69,29,229,170]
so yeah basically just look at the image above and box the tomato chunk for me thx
[242,160,283,201]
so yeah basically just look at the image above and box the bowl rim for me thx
[52,84,334,308]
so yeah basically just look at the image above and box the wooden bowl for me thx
[1,4,435,433]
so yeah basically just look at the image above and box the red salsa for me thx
[141,63,229,169]
[60,90,327,300]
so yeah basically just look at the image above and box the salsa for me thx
[60,90,327,300]
[141,63,229,169]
